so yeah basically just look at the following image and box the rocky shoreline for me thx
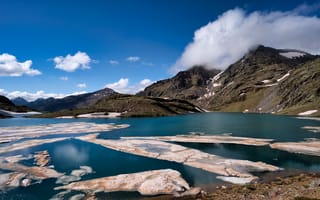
[141,171,320,200]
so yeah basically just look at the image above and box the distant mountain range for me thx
[3,45,320,117]
[13,88,116,112]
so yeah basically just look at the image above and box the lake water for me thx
[0,112,319,199]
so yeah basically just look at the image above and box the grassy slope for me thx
[32,94,200,118]
[209,59,320,117]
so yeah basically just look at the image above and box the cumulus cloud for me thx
[126,56,140,62]
[109,60,119,65]
[171,7,320,73]
[0,53,41,76]
[53,51,92,72]
[105,78,153,94]
[77,83,87,88]
[0,89,87,101]
[60,76,68,81]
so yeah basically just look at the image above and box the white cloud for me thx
[105,78,153,94]
[60,76,68,81]
[0,89,87,101]
[171,7,320,73]
[109,60,119,65]
[77,83,87,88]
[0,53,41,76]
[53,51,92,72]
[126,56,140,62]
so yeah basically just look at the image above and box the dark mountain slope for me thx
[139,66,221,101]
[0,95,30,118]
[26,88,116,112]
[12,97,29,106]
[33,94,203,118]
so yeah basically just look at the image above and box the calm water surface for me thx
[0,112,319,199]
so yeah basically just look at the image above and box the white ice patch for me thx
[280,52,306,59]
[0,109,41,118]
[296,117,320,121]
[262,80,271,84]
[204,92,215,98]
[216,176,256,185]
[56,166,93,185]
[302,126,320,133]
[212,71,224,82]
[277,72,290,82]
[298,110,318,116]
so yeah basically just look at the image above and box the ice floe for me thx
[55,169,200,197]
[56,166,93,185]
[0,137,68,155]
[122,135,273,146]
[77,134,280,183]
[296,117,320,121]
[0,122,129,143]
[34,150,50,167]
[270,140,320,157]
[302,126,320,133]
[216,176,257,184]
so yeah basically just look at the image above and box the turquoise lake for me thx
[0,112,319,199]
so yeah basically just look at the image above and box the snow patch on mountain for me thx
[280,52,306,59]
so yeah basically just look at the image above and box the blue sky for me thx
[0,0,319,100]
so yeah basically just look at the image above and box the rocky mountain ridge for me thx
[18,88,116,112]
[141,45,320,116]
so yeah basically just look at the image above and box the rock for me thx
[176,187,202,197]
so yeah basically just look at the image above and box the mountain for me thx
[198,45,319,114]
[12,97,29,106]
[141,45,320,116]
[94,94,203,117]
[26,88,117,112]
[33,94,203,118]
[0,95,30,118]
[139,66,221,100]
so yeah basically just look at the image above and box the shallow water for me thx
[0,112,319,199]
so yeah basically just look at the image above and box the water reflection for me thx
[53,143,89,169]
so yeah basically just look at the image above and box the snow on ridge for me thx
[262,80,271,84]
[212,71,224,82]
[212,83,222,87]
[298,110,318,116]
[277,72,290,82]
[279,52,306,59]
